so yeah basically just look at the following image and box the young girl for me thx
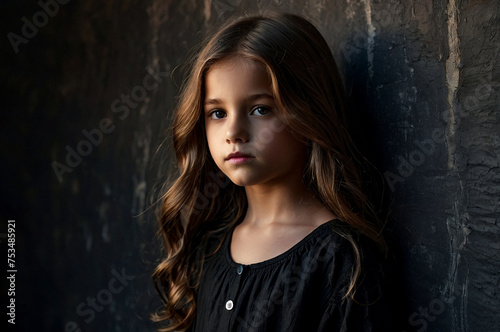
[153,12,393,332]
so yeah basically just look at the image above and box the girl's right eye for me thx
[208,110,226,119]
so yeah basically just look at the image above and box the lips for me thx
[225,152,254,164]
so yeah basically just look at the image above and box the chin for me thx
[225,175,261,187]
[227,179,252,187]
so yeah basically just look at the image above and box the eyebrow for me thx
[203,93,274,106]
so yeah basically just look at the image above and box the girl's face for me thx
[203,56,307,188]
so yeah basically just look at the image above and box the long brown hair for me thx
[152,12,387,331]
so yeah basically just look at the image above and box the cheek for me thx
[205,127,219,164]
[259,128,306,164]
[252,118,285,151]
[205,124,217,150]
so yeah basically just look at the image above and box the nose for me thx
[225,113,249,143]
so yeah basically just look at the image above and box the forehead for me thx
[204,57,272,98]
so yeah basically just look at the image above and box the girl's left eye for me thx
[251,106,271,116]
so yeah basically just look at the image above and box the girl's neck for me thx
[243,179,334,228]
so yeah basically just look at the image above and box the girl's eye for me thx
[251,106,271,116]
[209,110,226,119]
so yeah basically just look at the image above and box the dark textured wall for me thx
[2,0,498,331]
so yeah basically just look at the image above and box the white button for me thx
[225,300,234,311]
[237,265,243,275]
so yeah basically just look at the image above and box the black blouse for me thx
[189,220,394,332]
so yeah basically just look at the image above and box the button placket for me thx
[225,265,245,312]
[224,264,246,331]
